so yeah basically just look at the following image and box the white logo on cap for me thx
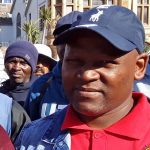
[25,54,30,60]
[89,10,103,22]
[89,5,111,22]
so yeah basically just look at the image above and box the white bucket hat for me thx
[34,44,57,62]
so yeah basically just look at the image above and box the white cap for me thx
[34,44,57,62]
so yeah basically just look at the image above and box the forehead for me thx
[66,30,126,57]
[6,57,26,62]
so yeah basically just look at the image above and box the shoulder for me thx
[31,73,52,88]
[0,80,10,93]
[0,93,12,101]
[12,101,30,118]
[25,107,67,130]
[11,101,31,142]
[0,93,12,109]
[16,107,67,141]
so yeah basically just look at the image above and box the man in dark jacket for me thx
[0,40,38,106]
[25,11,81,120]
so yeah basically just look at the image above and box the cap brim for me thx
[39,54,57,63]
[53,25,136,52]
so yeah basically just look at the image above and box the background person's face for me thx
[34,55,50,77]
[5,57,32,84]
[62,30,139,118]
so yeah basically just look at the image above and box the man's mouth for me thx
[34,68,45,74]
[12,73,22,78]
[76,87,100,92]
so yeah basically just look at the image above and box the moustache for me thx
[34,68,45,74]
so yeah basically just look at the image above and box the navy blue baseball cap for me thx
[53,11,82,36]
[53,5,145,53]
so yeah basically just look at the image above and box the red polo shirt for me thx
[61,93,150,150]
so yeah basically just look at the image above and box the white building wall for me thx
[11,0,27,42]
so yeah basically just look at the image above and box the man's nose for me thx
[77,69,100,82]
[13,62,22,70]
[36,63,43,68]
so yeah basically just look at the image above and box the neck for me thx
[77,96,134,130]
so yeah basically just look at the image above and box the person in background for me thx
[0,93,30,142]
[134,50,150,99]
[0,40,38,106]
[34,44,57,77]
[0,51,8,84]
[15,5,150,149]
[0,125,14,150]
[24,11,81,120]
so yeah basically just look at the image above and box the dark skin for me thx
[62,30,148,129]
[56,44,65,62]
[5,57,32,86]
[54,34,65,62]
[34,55,52,77]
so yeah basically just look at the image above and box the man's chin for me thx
[13,79,24,84]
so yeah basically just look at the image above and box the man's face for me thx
[62,30,140,118]
[34,55,50,77]
[5,57,32,84]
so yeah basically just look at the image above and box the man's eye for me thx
[21,62,28,66]
[94,60,116,67]
[8,60,15,64]
[66,59,82,65]
[66,59,77,62]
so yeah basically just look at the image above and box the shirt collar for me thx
[61,93,150,139]
[61,105,91,130]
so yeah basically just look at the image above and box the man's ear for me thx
[134,53,149,80]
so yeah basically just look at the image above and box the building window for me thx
[16,13,21,38]
[29,13,31,21]
[56,0,62,3]
[137,0,150,25]
[39,5,45,31]
[93,0,113,6]
[4,0,12,3]
[83,0,113,11]
[55,0,62,16]
[0,0,13,3]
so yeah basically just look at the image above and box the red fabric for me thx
[0,126,15,150]
[61,93,150,150]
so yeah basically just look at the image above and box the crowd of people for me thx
[0,4,150,150]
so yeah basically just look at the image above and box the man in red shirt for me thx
[55,5,150,149]
[15,5,150,150]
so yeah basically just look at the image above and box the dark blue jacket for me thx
[24,61,68,120]
[15,107,70,150]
